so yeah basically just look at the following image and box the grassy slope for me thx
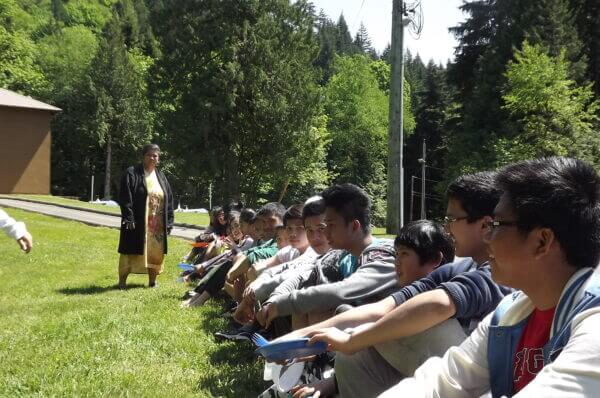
[6,195,210,226]
[0,209,263,397]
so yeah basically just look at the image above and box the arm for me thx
[0,209,32,252]
[308,289,457,354]
[226,254,250,281]
[269,260,397,316]
[251,255,282,275]
[391,261,468,305]
[119,169,135,229]
[289,296,396,338]
[251,258,316,302]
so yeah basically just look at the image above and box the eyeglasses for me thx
[443,215,469,224]
[485,220,518,234]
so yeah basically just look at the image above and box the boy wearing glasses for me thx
[286,172,511,398]
[380,157,600,397]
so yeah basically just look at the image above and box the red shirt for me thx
[513,307,556,393]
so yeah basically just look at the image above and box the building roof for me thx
[0,88,62,112]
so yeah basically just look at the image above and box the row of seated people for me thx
[179,156,600,398]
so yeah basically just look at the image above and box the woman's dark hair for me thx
[302,196,325,221]
[142,143,160,156]
[446,171,501,222]
[240,208,257,224]
[227,211,241,228]
[283,204,304,226]
[496,157,600,269]
[321,183,371,233]
[395,220,455,266]
[208,205,227,235]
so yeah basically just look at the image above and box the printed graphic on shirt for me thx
[513,347,545,385]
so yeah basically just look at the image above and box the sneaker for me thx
[214,322,260,342]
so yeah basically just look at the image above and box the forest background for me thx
[2,0,600,225]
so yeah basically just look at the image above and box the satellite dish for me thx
[404,1,423,39]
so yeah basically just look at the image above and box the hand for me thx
[257,303,279,328]
[243,285,255,300]
[291,384,321,398]
[306,327,355,354]
[123,220,136,230]
[233,296,256,324]
[17,232,33,253]
[194,264,206,277]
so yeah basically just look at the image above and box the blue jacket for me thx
[487,267,600,397]
[391,257,513,333]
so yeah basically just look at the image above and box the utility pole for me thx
[409,175,415,222]
[386,0,407,234]
[418,139,427,219]
[90,175,94,202]
[208,182,213,210]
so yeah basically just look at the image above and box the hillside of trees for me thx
[2,0,599,223]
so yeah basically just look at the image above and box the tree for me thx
[354,22,377,59]
[88,13,153,199]
[335,14,357,55]
[493,42,600,166]
[404,61,451,220]
[0,0,47,93]
[151,0,327,204]
[324,54,414,224]
[444,0,590,181]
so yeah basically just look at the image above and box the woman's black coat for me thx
[118,164,174,255]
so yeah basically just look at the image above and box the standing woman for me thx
[118,143,174,288]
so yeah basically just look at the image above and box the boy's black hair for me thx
[256,202,286,221]
[496,157,600,269]
[446,171,501,222]
[240,208,257,224]
[395,220,455,266]
[302,196,326,221]
[283,204,305,226]
[321,183,371,233]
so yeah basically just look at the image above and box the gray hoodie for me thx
[267,239,398,316]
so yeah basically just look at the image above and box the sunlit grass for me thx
[0,209,264,397]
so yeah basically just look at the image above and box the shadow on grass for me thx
[195,299,266,397]
[57,284,145,295]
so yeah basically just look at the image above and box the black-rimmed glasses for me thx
[485,220,518,234]
[443,215,469,224]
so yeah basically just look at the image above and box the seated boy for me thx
[257,183,398,332]
[180,202,285,308]
[289,172,511,398]
[234,197,331,324]
[380,157,600,397]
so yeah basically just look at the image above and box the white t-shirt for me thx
[276,245,300,264]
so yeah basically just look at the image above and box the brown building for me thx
[0,88,61,194]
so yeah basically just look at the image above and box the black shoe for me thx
[214,322,260,342]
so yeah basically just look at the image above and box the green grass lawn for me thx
[5,195,210,227]
[0,209,264,397]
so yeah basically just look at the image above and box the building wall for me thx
[0,107,52,194]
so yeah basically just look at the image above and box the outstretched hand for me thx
[306,327,355,354]
[17,232,33,253]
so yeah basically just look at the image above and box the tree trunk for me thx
[103,136,112,200]
[224,145,239,201]
[277,178,290,203]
